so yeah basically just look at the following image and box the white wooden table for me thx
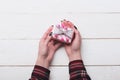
[0,0,120,80]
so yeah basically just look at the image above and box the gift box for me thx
[51,24,74,43]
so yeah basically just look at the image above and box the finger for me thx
[48,41,62,60]
[62,20,75,29]
[47,40,56,61]
[67,21,75,28]
[55,42,63,50]
[65,21,81,40]
[45,35,52,45]
[61,20,68,27]
[48,39,54,47]
[42,26,53,40]
[73,27,81,41]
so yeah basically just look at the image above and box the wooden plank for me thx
[0,39,120,65]
[0,0,120,13]
[0,14,120,39]
[0,67,33,80]
[0,66,119,80]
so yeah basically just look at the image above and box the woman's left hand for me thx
[36,26,62,69]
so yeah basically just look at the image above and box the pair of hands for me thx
[36,20,82,69]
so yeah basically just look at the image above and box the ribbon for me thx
[52,25,74,39]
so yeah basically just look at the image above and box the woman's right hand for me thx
[61,20,82,61]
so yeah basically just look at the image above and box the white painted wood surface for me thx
[0,0,120,13]
[0,14,120,39]
[0,39,120,65]
[0,0,120,80]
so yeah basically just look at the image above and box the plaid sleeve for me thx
[29,65,50,80]
[69,60,91,80]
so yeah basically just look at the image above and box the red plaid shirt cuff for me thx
[69,60,91,80]
[30,65,50,80]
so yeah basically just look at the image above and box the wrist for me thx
[36,56,50,69]
[68,51,82,62]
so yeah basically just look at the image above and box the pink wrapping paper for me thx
[51,24,74,43]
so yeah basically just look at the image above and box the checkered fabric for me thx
[29,60,91,80]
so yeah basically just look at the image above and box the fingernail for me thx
[74,26,77,30]
[63,19,66,21]
[61,20,63,22]
[51,25,54,27]
[49,32,52,36]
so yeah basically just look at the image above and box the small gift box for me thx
[51,24,74,43]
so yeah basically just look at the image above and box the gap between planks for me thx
[0,38,120,40]
[0,65,120,67]
[0,12,120,15]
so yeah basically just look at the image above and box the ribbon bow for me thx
[52,25,74,38]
